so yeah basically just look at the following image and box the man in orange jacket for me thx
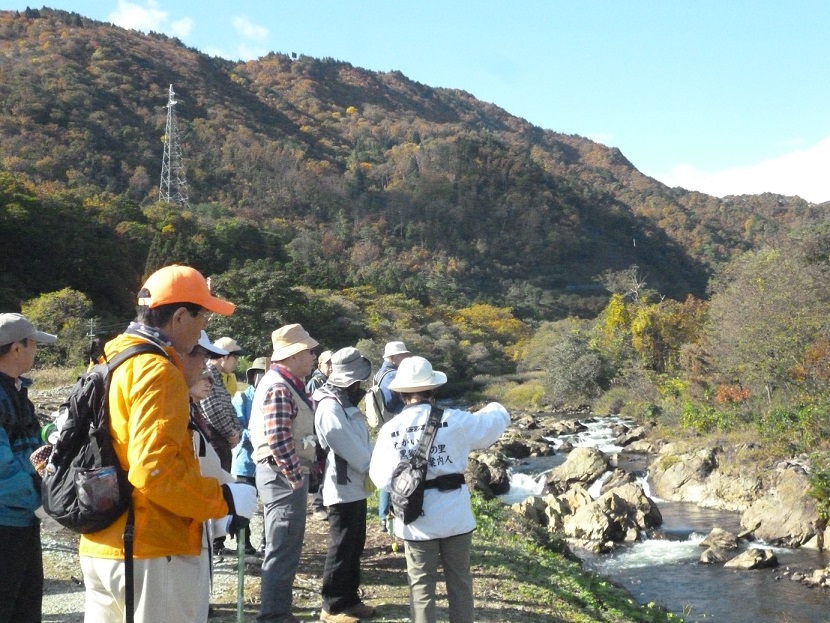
[79,265,257,623]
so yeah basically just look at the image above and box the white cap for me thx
[197,331,228,356]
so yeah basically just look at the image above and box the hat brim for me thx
[387,370,447,393]
[328,356,372,388]
[30,330,58,344]
[197,331,228,356]
[201,295,235,316]
[272,337,320,362]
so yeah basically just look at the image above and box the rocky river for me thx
[472,412,830,623]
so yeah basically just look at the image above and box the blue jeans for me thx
[256,463,309,623]
[378,489,390,522]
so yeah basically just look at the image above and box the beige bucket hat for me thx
[271,323,319,361]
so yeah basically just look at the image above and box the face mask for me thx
[347,385,366,406]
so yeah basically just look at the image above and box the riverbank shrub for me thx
[679,402,736,434]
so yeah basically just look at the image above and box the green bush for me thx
[592,387,629,416]
[502,380,546,410]
[679,402,735,434]
[808,452,830,521]
[757,404,827,453]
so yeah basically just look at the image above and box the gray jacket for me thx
[312,385,373,506]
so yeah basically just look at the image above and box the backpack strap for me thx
[413,407,444,463]
[105,342,170,373]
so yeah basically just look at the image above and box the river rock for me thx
[700,527,738,550]
[724,547,778,570]
[649,444,761,511]
[511,496,547,524]
[700,547,732,564]
[468,454,511,498]
[562,482,661,543]
[546,419,588,437]
[545,447,608,494]
[624,439,660,454]
[511,414,538,430]
[649,445,718,503]
[740,467,821,546]
[613,425,648,448]
[598,468,636,496]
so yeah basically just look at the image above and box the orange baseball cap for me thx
[138,265,235,316]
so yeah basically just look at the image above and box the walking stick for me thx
[237,524,246,622]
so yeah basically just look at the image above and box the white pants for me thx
[81,554,201,623]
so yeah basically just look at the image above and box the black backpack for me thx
[389,407,443,524]
[41,343,169,533]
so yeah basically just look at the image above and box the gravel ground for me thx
[41,505,272,623]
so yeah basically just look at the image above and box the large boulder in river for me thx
[649,444,718,503]
[700,527,738,550]
[740,467,822,547]
[562,482,661,543]
[649,443,761,511]
[700,547,732,564]
[724,547,778,570]
[468,453,511,498]
[545,447,608,494]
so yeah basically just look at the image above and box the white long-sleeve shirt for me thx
[369,401,509,541]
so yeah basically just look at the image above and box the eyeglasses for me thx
[189,308,213,324]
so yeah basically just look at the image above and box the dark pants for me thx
[322,498,367,614]
[0,523,43,623]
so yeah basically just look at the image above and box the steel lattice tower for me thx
[158,84,190,206]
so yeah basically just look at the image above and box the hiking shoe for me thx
[243,543,258,556]
[313,508,329,521]
[341,602,376,619]
[320,610,360,623]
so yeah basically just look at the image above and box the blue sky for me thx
[9,1,830,202]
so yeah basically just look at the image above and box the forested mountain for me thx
[1,8,827,318]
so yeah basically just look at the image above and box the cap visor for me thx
[202,296,235,316]
[31,330,58,344]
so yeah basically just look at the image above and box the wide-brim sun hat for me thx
[196,331,228,356]
[0,313,58,346]
[138,264,235,316]
[387,356,447,392]
[246,356,270,384]
[213,336,248,356]
[327,347,372,388]
[382,340,411,358]
[271,323,319,361]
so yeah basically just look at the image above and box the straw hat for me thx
[387,356,447,392]
[271,323,319,361]
[327,347,371,388]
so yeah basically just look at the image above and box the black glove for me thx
[228,514,250,538]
